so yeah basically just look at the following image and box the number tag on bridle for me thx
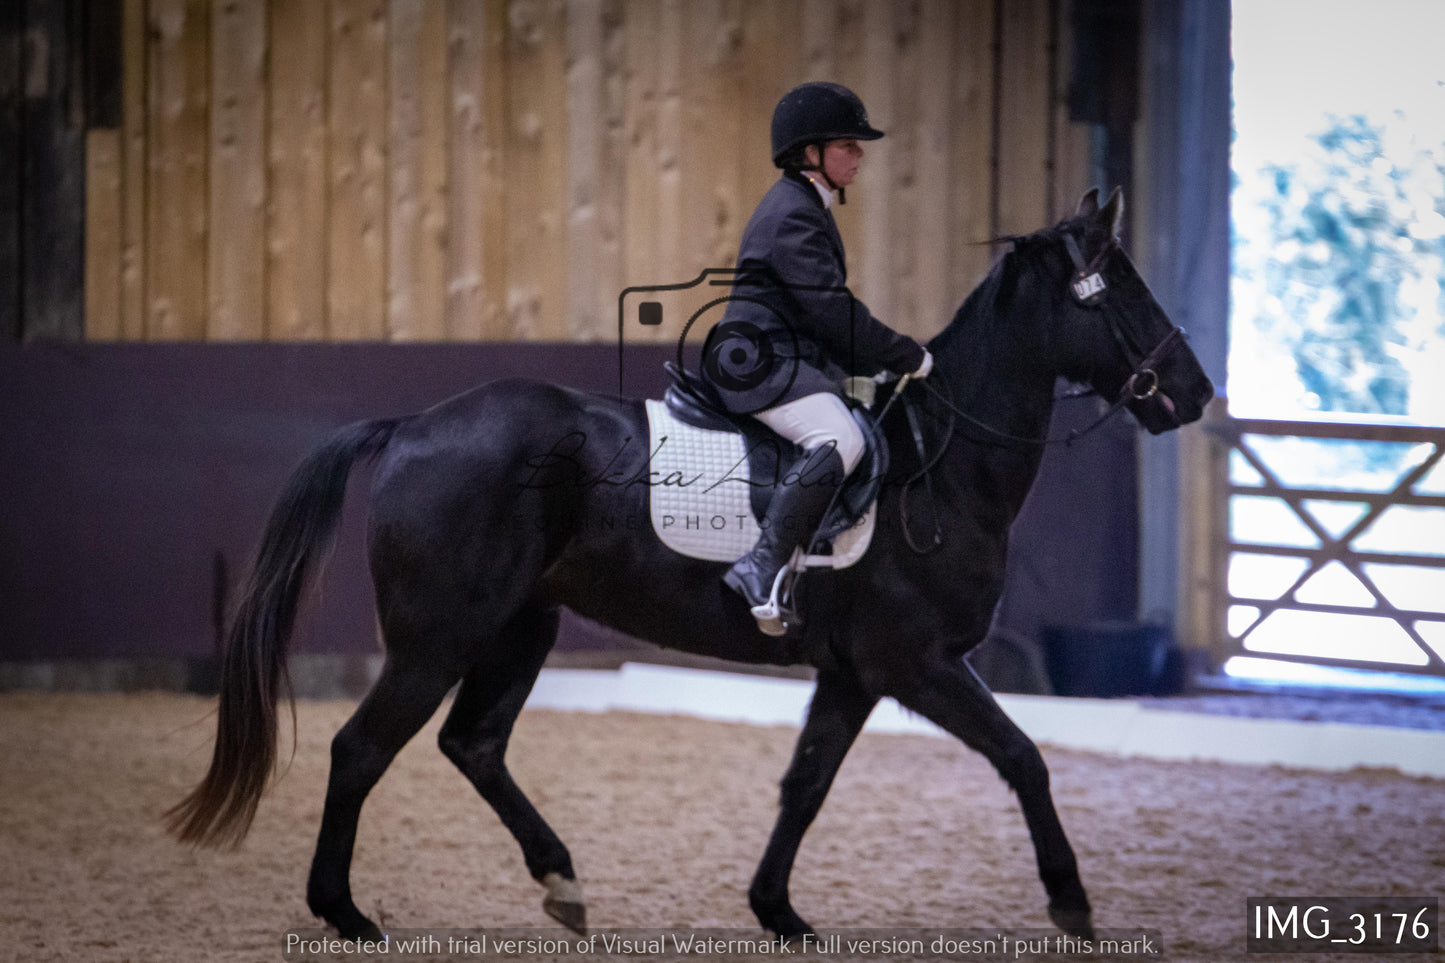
[1071,271,1107,306]
[1062,232,1110,306]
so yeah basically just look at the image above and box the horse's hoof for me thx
[1049,906,1095,941]
[542,872,587,935]
[331,917,385,942]
[761,910,814,944]
[545,898,587,935]
[775,926,815,949]
[326,909,385,943]
[354,923,386,944]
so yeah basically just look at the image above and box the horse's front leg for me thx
[888,653,1094,939]
[750,666,877,940]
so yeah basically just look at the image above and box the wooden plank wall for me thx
[87,0,1094,344]
[9,0,89,342]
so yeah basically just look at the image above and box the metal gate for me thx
[1198,412,1445,678]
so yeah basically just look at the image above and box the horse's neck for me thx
[930,259,1058,446]
[928,258,1058,525]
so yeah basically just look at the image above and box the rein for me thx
[917,323,1183,449]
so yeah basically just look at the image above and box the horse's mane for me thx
[926,232,1031,368]
[926,216,1095,375]
[929,246,1002,354]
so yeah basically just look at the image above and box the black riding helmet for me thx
[770,82,884,168]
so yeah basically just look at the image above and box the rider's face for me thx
[806,139,865,189]
[823,139,864,187]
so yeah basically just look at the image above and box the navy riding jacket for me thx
[701,171,926,414]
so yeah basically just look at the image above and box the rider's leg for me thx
[723,393,864,633]
[754,393,866,476]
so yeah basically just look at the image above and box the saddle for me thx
[659,362,888,552]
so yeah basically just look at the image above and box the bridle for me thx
[1063,231,1186,410]
[890,229,1188,552]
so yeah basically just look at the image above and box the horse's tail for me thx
[165,418,401,848]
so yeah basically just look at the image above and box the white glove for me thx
[911,350,934,380]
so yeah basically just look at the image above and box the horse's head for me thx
[1035,188,1215,433]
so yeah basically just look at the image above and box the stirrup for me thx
[749,559,798,637]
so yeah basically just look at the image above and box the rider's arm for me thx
[759,206,927,377]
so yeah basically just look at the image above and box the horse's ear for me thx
[1099,186,1125,236]
[1075,188,1101,217]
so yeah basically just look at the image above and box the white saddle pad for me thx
[644,399,874,567]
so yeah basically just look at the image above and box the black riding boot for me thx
[723,446,846,635]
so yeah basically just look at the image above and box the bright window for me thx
[1231,0,1445,424]
[1226,1,1445,693]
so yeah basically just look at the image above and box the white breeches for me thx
[754,392,865,474]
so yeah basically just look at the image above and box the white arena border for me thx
[526,663,1445,780]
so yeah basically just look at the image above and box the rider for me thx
[702,81,934,635]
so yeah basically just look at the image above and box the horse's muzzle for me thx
[1128,389,1183,434]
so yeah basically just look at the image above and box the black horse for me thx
[168,188,1213,941]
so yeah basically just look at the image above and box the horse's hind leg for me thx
[436,604,585,933]
[891,656,1093,939]
[750,667,877,939]
[306,656,461,939]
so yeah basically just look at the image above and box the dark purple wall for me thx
[0,342,673,661]
[0,343,1137,664]
[995,400,1140,640]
